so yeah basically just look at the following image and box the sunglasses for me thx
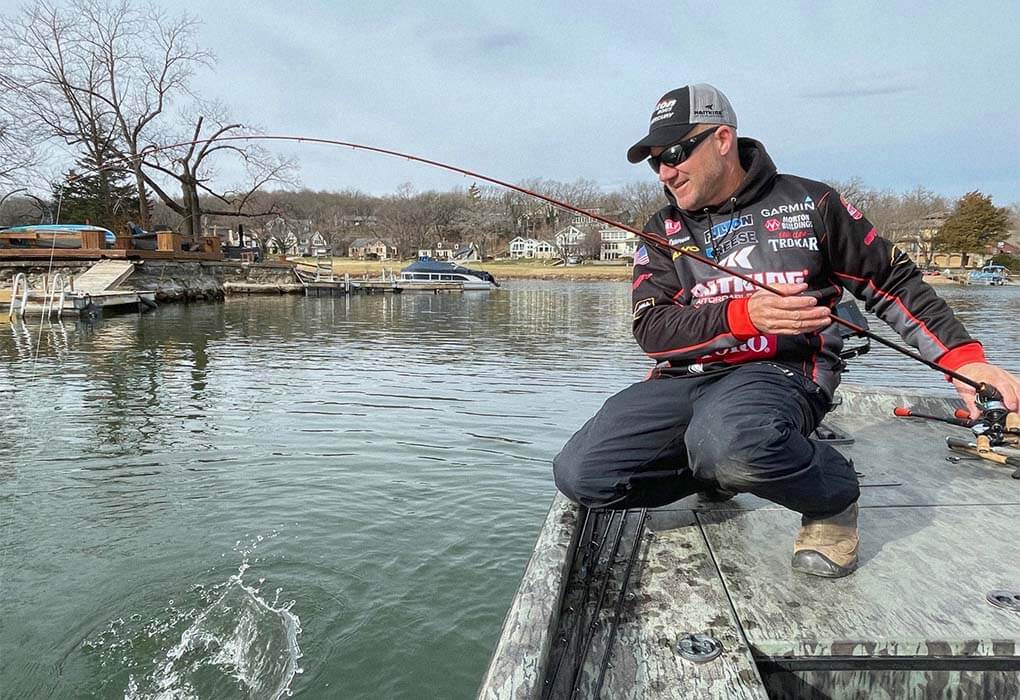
[647,126,721,173]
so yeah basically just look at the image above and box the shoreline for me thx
[307,258,986,285]
[315,257,633,281]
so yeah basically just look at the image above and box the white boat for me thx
[967,264,1008,286]
[398,257,498,290]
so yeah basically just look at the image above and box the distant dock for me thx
[1,246,302,318]
[294,263,467,295]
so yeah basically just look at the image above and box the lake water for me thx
[2,281,1018,698]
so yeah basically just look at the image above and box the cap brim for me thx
[626,123,697,163]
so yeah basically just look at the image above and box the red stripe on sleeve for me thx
[725,297,759,340]
[938,342,986,372]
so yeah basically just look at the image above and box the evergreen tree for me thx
[52,149,141,230]
[935,191,1010,264]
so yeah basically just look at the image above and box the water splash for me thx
[85,534,302,699]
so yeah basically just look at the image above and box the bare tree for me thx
[138,111,294,236]
[0,112,39,191]
[619,180,666,228]
[377,183,448,257]
[82,0,211,228]
[0,0,292,235]
[1,1,152,220]
[450,187,510,258]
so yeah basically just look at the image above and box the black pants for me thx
[553,363,859,519]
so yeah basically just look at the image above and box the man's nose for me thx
[658,163,677,183]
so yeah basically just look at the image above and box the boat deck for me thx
[480,386,1020,699]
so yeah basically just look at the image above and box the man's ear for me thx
[717,126,737,157]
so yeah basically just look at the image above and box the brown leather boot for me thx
[791,502,859,578]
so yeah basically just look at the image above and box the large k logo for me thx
[719,246,754,269]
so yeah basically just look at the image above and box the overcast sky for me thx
[5,0,1019,204]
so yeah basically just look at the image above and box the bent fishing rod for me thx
[78,133,1001,401]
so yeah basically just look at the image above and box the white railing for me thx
[8,273,29,319]
[315,259,334,282]
[41,273,67,319]
[6,273,70,319]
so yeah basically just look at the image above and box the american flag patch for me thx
[634,245,649,266]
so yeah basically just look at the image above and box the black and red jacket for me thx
[632,138,984,397]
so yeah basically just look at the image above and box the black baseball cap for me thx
[626,83,738,163]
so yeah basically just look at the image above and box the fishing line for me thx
[0,184,66,603]
[59,133,999,396]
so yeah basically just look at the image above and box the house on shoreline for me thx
[890,211,1018,269]
[350,237,397,260]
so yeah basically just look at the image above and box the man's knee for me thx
[687,419,860,516]
[552,444,619,508]
[687,422,791,488]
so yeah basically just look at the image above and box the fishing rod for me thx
[76,133,1004,402]
[893,406,973,428]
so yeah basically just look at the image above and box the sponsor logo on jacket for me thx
[703,214,754,241]
[672,245,701,260]
[711,230,758,257]
[633,296,655,318]
[767,230,818,252]
[697,335,777,364]
[691,269,808,304]
[665,218,684,236]
[840,195,863,220]
[780,214,812,230]
[760,199,816,217]
[719,246,754,269]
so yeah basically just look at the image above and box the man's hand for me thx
[746,282,831,335]
[952,362,1020,418]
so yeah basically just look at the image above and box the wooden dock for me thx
[69,260,135,293]
[480,386,1020,698]
[3,287,156,316]
[5,259,156,317]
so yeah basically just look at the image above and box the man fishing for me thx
[553,83,1020,578]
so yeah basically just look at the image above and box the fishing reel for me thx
[833,300,871,371]
[972,383,1014,446]
[894,382,1020,478]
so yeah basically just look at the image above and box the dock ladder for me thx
[7,273,70,320]
[41,273,68,319]
[7,273,29,319]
